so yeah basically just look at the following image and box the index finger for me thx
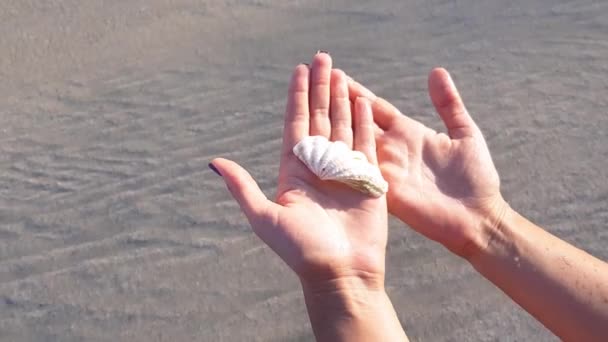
[347,75,419,131]
[282,64,310,152]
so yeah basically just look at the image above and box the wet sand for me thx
[1,1,607,341]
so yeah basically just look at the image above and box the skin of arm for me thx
[210,53,408,341]
[301,276,407,341]
[471,206,608,342]
[346,68,608,341]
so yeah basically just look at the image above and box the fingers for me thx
[428,68,478,139]
[345,76,376,99]
[353,97,377,164]
[329,69,353,147]
[282,64,311,152]
[346,76,402,130]
[210,158,279,227]
[374,123,384,139]
[309,53,333,137]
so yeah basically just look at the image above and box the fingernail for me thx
[208,163,222,177]
[301,63,310,67]
[316,50,329,55]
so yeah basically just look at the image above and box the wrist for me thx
[301,276,407,341]
[300,274,387,317]
[301,274,386,302]
[464,197,516,265]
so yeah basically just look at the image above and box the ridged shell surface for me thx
[292,136,388,197]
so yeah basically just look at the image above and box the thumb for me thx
[209,158,279,228]
[428,68,478,139]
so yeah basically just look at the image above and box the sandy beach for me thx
[1,1,607,341]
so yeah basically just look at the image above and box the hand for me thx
[347,68,508,258]
[211,53,388,289]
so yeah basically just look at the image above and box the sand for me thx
[1,0,607,341]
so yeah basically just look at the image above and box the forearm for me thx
[468,206,608,341]
[301,276,409,342]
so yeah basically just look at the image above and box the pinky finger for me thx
[374,122,384,140]
[352,98,383,138]
[353,97,378,165]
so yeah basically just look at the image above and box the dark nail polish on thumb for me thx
[208,163,222,177]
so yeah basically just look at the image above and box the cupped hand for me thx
[211,53,388,289]
[347,68,508,258]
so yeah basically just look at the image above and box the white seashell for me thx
[292,136,388,197]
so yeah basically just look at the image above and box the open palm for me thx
[212,53,388,287]
[348,68,507,258]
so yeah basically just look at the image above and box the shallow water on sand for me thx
[1,1,607,341]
